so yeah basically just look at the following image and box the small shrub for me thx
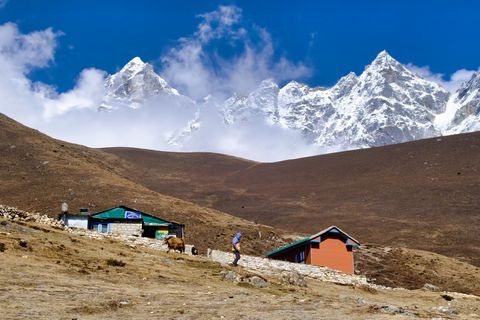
[0,242,6,252]
[441,294,454,301]
[106,258,126,267]
[18,239,28,248]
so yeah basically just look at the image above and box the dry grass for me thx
[106,258,126,267]
[356,244,480,295]
[2,218,479,320]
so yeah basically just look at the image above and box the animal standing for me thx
[164,236,185,253]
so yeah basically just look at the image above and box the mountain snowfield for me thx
[99,52,480,152]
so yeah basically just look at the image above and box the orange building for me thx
[264,226,360,274]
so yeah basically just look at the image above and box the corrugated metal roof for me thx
[264,237,310,257]
[90,205,173,225]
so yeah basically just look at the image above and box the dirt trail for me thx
[1,219,479,319]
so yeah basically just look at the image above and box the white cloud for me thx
[0,22,105,126]
[0,13,318,162]
[407,63,478,93]
[43,68,106,118]
[0,22,60,72]
[196,5,244,42]
[160,5,310,100]
[4,8,480,163]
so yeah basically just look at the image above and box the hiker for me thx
[231,232,241,266]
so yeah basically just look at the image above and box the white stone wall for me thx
[109,223,143,236]
[67,217,88,229]
[208,249,369,286]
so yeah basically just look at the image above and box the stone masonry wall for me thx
[208,249,369,286]
[109,223,143,236]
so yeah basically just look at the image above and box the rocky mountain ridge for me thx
[100,52,480,151]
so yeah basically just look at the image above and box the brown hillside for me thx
[0,113,290,254]
[2,218,479,319]
[104,133,480,267]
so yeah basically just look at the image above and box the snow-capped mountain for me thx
[222,79,279,125]
[442,71,480,133]
[97,52,480,152]
[226,51,451,148]
[310,50,450,148]
[100,57,180,110]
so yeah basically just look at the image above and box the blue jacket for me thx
[232,232,241,251]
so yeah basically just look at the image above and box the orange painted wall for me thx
[270,234,355,274]
[310,235,353,274]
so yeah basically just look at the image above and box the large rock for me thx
[246,275,268,288]
[281,271,307,287]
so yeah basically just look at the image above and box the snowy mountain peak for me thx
[258,78,278,90]
[280,81,311,96]
[367,50,405,73]
[100,57,179,110]
[457,71,480,98]
[121,57,146,72]
[447,71,480,129]
[223,79,280,124]
[330,72,358,99]
[95,51,480,155]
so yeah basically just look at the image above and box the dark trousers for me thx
[233,250,241,266]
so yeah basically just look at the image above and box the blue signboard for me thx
[125,211,142,219]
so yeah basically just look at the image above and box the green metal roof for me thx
[264,226,360,258]
[264,237,310,257]
[90,206,172,226]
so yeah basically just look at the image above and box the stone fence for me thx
[68,227,195,255]
[207,249,370,286]
[0,205,64,229]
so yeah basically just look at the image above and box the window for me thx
[97,223,109,233]
[296,250,306,263]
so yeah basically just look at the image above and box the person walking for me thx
[231,232,241,266]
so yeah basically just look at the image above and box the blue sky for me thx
[1,0,479,92]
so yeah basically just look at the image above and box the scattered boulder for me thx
[220,270,240,282]
[432,305,458,316]
[422,283,440,291]
[246,275,268,288]
[369,304,416,317]
[281,271,307,287]
[220,271,268,288]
